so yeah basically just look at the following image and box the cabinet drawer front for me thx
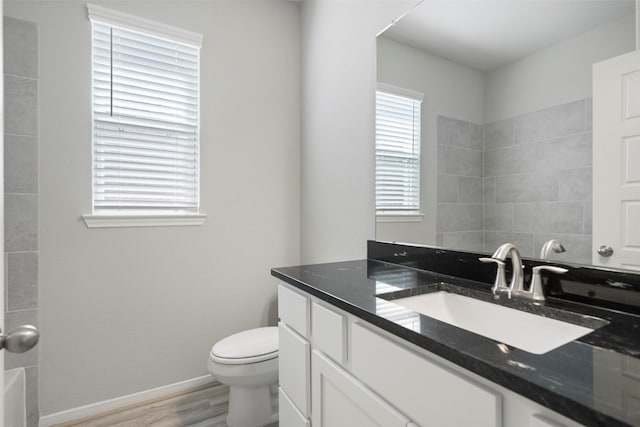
[279,323,310,417]
[279,387,310,427]
[351,323,502,427]
[312,302,347,364]
[278,284,310,337]
[312,350,410,427]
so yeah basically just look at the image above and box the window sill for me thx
[376,213,424,223]
[82,213,207,228]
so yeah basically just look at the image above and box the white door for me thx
[593,50,640,270]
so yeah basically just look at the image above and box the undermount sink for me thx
[385,290,599,354]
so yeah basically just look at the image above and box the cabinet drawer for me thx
[312,302,347,364]
[279,323,310,417]
[279,387,310,427]
[278,284,310,337]
[351,323,502,427]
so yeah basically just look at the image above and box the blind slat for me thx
[91,15,201,213]
[376,88,422,212]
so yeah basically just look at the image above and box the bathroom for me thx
[1,0,639,426]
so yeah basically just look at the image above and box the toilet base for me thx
[227,384,278,427]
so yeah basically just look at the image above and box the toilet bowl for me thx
[207,327,279,427]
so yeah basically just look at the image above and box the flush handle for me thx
[0,325,39,353]
[597,245,614,258]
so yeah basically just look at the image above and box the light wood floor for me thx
[49,380,281,427]
[50,380,279,426]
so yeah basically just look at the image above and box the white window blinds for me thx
[375,86,423,212]
[89,5,203,213]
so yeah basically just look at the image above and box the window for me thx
[84,5,205,227]
[375,84,423,214]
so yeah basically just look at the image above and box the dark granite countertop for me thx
[272,259,640,427]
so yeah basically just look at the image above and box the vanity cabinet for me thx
[277,283,582,427]
[278,284,410,426]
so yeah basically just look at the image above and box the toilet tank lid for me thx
[211,326,278,359]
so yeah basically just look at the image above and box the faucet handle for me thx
[540,239,566,260]
[529,265,568,303]
[479,257,509,296]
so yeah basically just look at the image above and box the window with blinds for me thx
[89,5,203,214]
[375,86,423,213]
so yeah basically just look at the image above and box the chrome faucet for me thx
[540,239,566,260]
[481,243,569,303]
[480,243,524,298]
[492,243,525,297]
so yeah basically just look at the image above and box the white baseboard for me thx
[39,375,216,427]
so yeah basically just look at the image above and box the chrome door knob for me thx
[597,245,614,257]
[0,325,39,353]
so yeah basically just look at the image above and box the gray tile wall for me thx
[437,98,592,264]
[4,16,39,427]
[436,116,484,252]
[483,99,592,263]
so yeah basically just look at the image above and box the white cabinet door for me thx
[279,323,311,417]
[312,350,411,427]
[280,387,310,427]
[593,50,640,269]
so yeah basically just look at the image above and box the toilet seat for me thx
[210,326,278,365]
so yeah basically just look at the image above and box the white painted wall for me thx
[485,13,635,123]
[4,0,300,416]
[299,0,417,264]
[376,37,484,245]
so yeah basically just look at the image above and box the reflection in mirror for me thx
[375,0,636,267]
[593,350,640,425]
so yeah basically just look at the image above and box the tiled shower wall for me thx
[483,99,592,264]
[437,98,592,265]
[4,16,39,427]
[436,116,484,252]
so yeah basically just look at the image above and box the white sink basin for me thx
[388,291,595,354]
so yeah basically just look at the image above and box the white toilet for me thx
[207,327,279,427]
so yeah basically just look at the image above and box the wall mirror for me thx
[375,0,637,267]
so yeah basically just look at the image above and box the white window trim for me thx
[376,212,424,223]
[87,4,203,48]
[85,5,205,228]
[82,213,207,229]
[377,83,423,103]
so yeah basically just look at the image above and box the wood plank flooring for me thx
[50,380,279,426]
[51,381,231,426]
